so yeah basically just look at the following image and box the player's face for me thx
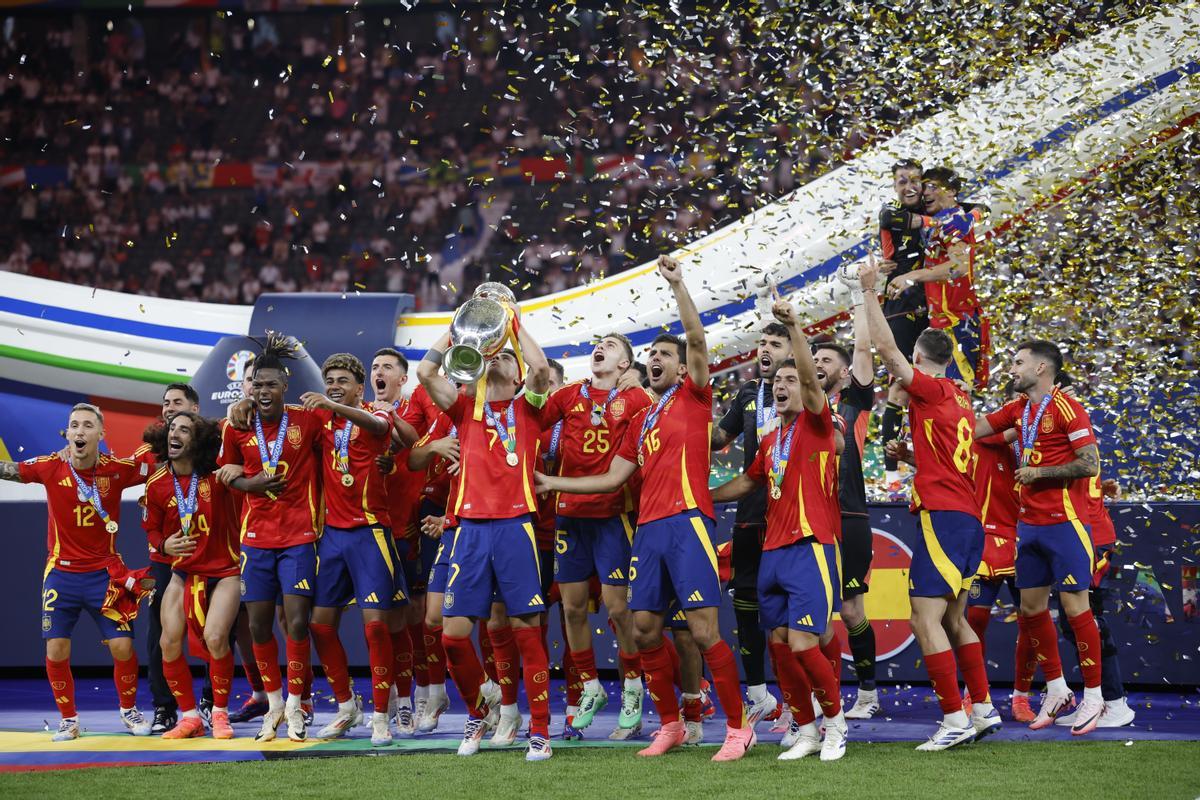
[167,414,195,461]
[241,361,255,399]
[772,366,804,416]
[161,388,198,422]
[66,410,103,458]
[1009,349,1044,394]
[591,337,631,376]
[548,368,565,391]
[646,342,685,393]
[812,348,849,394]
[756,334,790,380]
[922,180,955,213]
[251,368,287,420]
[324,368,363,407]
[485,351,521,390]
[893,168,923,208]
[371,355,406,402]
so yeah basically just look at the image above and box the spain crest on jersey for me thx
[1041,416,1055,434]
[610,398,626,418]
[287,425,303,446]
[96,476,111,496]
[199,478,212,502]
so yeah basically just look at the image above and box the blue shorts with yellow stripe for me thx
[240,543,317,603]
[314,525,407,610]
[41,567,134,641]
[628,510,721,614]
[758,540,841,634]
[426,526,458,595]
[1015,520,1094,592]
[554,513,635,586]
[910,510,984,598]
[443,515,545,619]
[932,311,989,392]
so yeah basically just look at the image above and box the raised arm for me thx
[0,462,21,482]
[515,317,550,397]
[416,331,459,411]
[771,294,825,414]
[859,256,915,387]
[659,255,708,387]
[850,298,873,386]
[536,455,637,496]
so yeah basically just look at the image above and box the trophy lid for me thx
[473,282,517,305]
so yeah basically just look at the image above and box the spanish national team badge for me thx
[198,479,212,502]
[1040,416,1054,434]
[611,398,626,418]
[42,615,51,632]
[341,473,355,487]
[505,451,519,467]
[287,425,303,446]
[96,476,111,496]
[444,592,455,609]
[106,520,119,533]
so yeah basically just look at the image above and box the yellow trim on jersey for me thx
[813,541,835,626]
[920,510,963,594]
[522,522,541,574]
[619,513,634,544]
[1062,485,1080,522]
[1070,517,1094,569]
[521,443,537,513]
[795,469,814,539]
[453,447,467,517]
[362,474,378,527]
[980,476,994,524]
[679,446,697,511]
[372,526,395,578]
[688,515,719,576]
[192,574,207,628]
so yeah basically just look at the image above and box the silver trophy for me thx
[473,282,517,305]
[443,296,513,383]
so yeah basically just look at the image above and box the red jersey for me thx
[402,385,442,436]
[19,453,145,573]
[218,405,324,548]
[745,406,840,549]
[415,413,458,508]
[1084,475,1116,547]
[448,392,548,520]
[615,376,715,525]
[129,441,173,563]
[906,369,979,518]
[544,381,652,518]
[142,467,240,577]
[532,428,556,549]
[314,405,392,530]
[984,389,1096,525]
[972,433,1018,539]
[924,206,981,319]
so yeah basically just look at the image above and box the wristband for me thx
[423,347,444,365]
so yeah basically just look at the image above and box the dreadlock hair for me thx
[144,411,224,475]
[250,331,304,380]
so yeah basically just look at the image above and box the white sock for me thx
[747,683,769,704]
[799,721,820,738]
[945,710,970,729]
[500,703,519,718]
[566,704,579,718]
[859,687,878,698]
[1012,689,1028,698]
[1083,686,1103,702]
[415,684,429,701]
[974,701,994,715]
[267,689,284,709]
[584,678,602,694]
[1047,676,1069,696]
[681,692,702,702]
[430,683,446,698]
[481,679,498,696]
[624,677,643,692]
[337,698,357,714]
[251,690,267,702]
[181,709,201,720]
[372,711,388,722]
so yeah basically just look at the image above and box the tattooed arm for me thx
[1014,444,1100,485]
[0,462,22,483]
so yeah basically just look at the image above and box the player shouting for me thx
[537,255,752,762]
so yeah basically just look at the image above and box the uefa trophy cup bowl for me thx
[443,297,512,383]
[473,282,517,305]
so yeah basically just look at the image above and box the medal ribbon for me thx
[637,383,680,458]
[1019,391,1055,467]
[484,400,518,457]
[67,461,116,531]
[548,420,564,462]
[333,417,354,475]
[756,380,778,441]
[580,380,619,425]
[171,469,200,537]
[254,409,289,477]
[769,419,797,493]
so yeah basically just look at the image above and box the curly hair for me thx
[322,352,366,384]
[143,411,223,475]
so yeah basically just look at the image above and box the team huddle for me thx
[2,161,1133,762]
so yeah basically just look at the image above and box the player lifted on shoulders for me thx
[1,404,153,741]
[859,256,1000,751]
[974,340,1105,734]
[538,255,752,762]
[712,293,849,762]
[417,306,555,762]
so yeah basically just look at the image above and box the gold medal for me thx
[341,473,355,487]
[505,451,519,467]
[770,484,782,500]
[106,520,119,533]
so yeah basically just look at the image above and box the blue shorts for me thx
[240,543,317,603]
[41,568,134,641]
[314,525,406,610]
[758,540,842,634]
[426,527,458,596]
[968,573,1017,608]
[1015,520,1094,592]
[443,516,544,619]
[934,311,987,390]
[910,510,984,598]
[554,514,635,586]
[628,511,721,614]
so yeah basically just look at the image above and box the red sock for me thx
[162,655,197,712]
[571,647,598,685]
[408,623,429,688]
[252,637,282,694]
[1014,615,1037,692]
[1027,609,1063,681]
[443,633,488,718]
[966,606,991,661]
[640,642,681,724]
[364,621,394,713]
[45,657,76,719]
[955,641,992,704]
[303,663,313,702]
[240,649,265,693]
[1067,609,1103,690]
[391,627,414,699]
[768,641,815,725]
[539,622,549,659]
[113,654,139,710]
[210,651,234,710]
[564,648,583,708]
[310,623,352,703]
[425,624,447,685]
[515,626,551,737]
[702,641,746,728]
[479,621,498,684]
[619,649,641,681]
[797,645,842,717]
[488,626,520,706]
[286,637,311,702]
[820,633,843,696]
[924,648,963,715]
[662,635,682,689]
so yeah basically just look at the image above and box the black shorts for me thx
[730,523,765,605]
[886,308,928,362]
[840,515,873,598]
